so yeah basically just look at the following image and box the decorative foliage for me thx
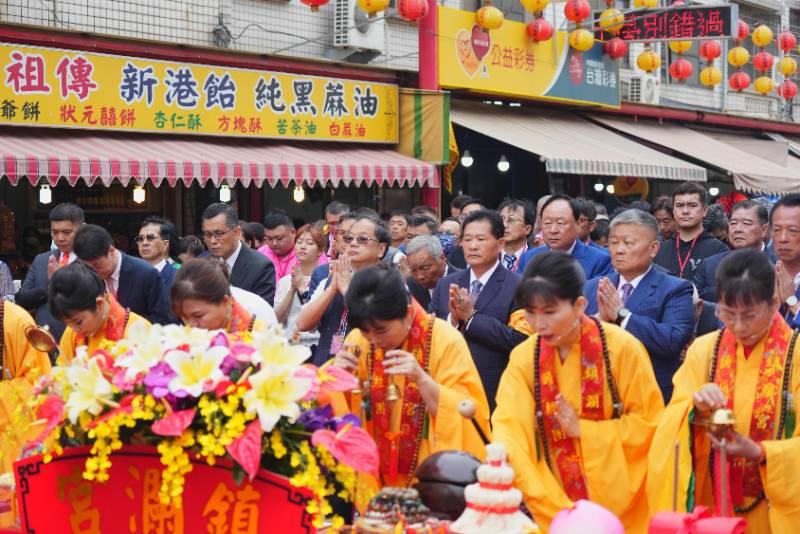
[22,324,379,529]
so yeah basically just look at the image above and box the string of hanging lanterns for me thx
[668,39,693,82]
[727,21,751,92]
[522,0,553,43]
[565,0,594,53]
[699,40,722,87]
[778,29,799,102]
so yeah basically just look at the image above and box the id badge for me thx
[330,333,344,355]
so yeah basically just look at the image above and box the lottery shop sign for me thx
[438,6,619,107]
[0,42,399,143]
[13,446,314,533]
[617,5,738,42]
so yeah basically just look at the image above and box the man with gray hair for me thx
[583,209,694,402]
[405,234,459,310]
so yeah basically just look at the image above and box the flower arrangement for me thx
[20,322,379,529]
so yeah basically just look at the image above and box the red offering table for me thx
[8,446,315,533]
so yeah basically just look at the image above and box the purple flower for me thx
[333,414,362,430]
[143,362,176,399]
[298,404,334,431]
[220,355,240,376]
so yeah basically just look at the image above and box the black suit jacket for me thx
[229,245,276,305]
[117,253,172,325]
[407,263,460,311]
[15,250,66,341]
[430,265,526,410]
[692,247,777,302]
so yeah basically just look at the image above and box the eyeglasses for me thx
[343,234,378,245]
[500,216,522,225]
[202,228,234,241]
[134,233,164,243]
[715,303,772,325]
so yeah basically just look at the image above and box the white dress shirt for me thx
[106,251,123,296]
[153,259,167,273]
[226,241,243,273]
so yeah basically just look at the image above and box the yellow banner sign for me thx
[0,43,399,142]
[438,7,620,107]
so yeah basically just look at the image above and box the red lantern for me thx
[300,0,330,11]
[604,38,628,60]
[397,0,428,21]
[699,40,721,62]
[526,18,553,42]
[779,31,797,53]
[669,58,693,81]
[779,80,799,99]
[737,20,750,41]
[564,0,591,23]
[729,71,751,92]
[753,51,774,73]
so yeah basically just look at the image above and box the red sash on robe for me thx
[713,313,791,507]
[75,294,129,348]
[227,300,255,334]
[369,299,433,483]
[537,315,606,502]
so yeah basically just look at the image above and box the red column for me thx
[418,0,442,213]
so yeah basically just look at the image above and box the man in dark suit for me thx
[518,194,612,279]
[584,209,694,402]
[431,210,527,410]
[405,234,459,310]
[136,216,179,290]
[15,203,84,341]
[692,200,774,302]
[74,224,172,325]
[201,203,276,305]
[771,194,800,328]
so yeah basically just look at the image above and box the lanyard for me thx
[676,235,699,278]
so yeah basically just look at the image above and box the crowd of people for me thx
[1,182,800,533]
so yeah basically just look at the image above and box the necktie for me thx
[471,280,484,297]
[504,254,516,271]
[59,253,69,267]
[621,283,634,305]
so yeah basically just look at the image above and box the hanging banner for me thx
[437,6,620,108]
[617,5,738,42]
[0,42,399,143]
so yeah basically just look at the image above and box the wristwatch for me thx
[787,295,798,308]
[615,308,631,325]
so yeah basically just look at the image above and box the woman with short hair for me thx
[51,262,148,365]
[492,251,663,533]
[332,264,489,487]
[170,259,266,334]
[649,248,800,531]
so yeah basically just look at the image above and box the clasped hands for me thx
[693,383,763,461]
[448,284,475,326]
[333,343,427,384]
[597,277,624,323]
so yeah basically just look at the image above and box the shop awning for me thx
[451,102,706,181]
[592,116,800,194]
[0,128,438,188]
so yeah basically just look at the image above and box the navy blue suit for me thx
[310,277,346,366]
[308,263,330,298]
[785,285,800,330]
[584,267,694,402]
[519,240,612,279]
[15,250,66,341]
[430,266,526,410]
[692,247,777,302]
[117,253,172,325]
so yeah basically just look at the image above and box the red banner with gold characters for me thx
[0,42,399,143]
[11,446,314,533]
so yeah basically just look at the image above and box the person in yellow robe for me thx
[649,249,800,532]
[49,263,148,365]
[492,251,664,534]
[169,259,266,335]
[0,301,52,528]
[331,264,490,488]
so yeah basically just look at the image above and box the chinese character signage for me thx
[14,447,314,533]
[617,5,738,42]
[0,42,399,143]
[438,6,620,108]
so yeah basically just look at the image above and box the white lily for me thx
[161,324,217,352]
[164,345,229,398]
[243,365,312,432]
[64,359,114,423]
[250,330,310,368]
